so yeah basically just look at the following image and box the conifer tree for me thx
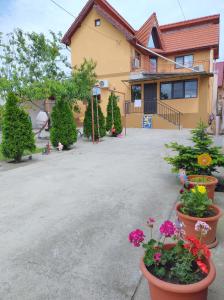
[83,98,106,140]
[165,121,224,174]
[2,92,35,162]
[50,99,77,149]
[106,92,122,136]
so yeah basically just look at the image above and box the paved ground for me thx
[0,129,223,300]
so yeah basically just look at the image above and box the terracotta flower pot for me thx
[140,244,216,300]
[176,203,222,248]
[188,175,218,200]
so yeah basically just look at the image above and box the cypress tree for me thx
[50,99,77,149]
[106,92,122,136]
[83,98,106,140]
[2,92,35,162]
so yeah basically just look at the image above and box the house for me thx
[62,0,220,129]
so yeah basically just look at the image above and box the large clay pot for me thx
[188,175,218,200]
[176,203,222,248]
[140,244,216,300]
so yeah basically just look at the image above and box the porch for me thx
[123,71,213,129]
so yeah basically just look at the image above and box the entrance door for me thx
[144,83,157,114]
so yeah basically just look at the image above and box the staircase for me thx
[125,100,182,129]
[157,100,182,129]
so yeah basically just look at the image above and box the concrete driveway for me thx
[0,129,222,300]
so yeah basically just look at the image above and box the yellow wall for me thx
[70,8,132,76]
[157,50,211,73]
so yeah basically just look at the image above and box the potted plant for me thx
[187,153,218,200]
[129,219,216,300]
[165,122,224,175]
[176,184,222,248]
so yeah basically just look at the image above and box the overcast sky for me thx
[0,0,224,60]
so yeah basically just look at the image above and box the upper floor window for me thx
[131,84,142,102]
[133,51,141,68]
[160,79,198,99]
[95,19,101,27]
[150,57,157,72]
[175,55,193,69]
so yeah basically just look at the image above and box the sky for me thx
[0,0,224,60]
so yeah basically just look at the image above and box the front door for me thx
[144,83,157,114]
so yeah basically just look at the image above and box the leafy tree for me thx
[50,99,77,149]
[83,98,106,140]
[0,105,4,129]
[106,92,122,136]
[165,121,224,175]
[0,29,97,105]
[2,92,35,162]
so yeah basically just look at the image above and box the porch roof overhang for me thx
[123,71,214,84]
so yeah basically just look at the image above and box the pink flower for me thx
[153,252,162,262]
[147,218,155,227]
[129,229,145,247]
[195,221,211,236]
[160,220,176,237]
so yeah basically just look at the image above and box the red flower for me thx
[197,260,208,274]
[179,188,184,194]
[201,244,211,259]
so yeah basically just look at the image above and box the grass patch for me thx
[0,144,43,161]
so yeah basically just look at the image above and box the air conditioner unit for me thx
[132,58,140,69]
[99,80,109,89]
[192,64,204,72]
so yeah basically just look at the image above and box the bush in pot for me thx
[164,121,224,175]
[176,184,222,248]
[129,219,216,300]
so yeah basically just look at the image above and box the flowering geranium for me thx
[129,218,211,285]
[195,221,211,235]
[128,229,145,247]
[160,220,176,237]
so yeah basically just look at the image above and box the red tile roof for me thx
[215,62,224,87]
[62,1,220,58]
[159,15,220,58]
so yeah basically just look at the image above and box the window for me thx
[175,55,193,69]
[147,27,161,48]
[160,80,198,99]
[95,19,101,27]
[173,81,184,98]
[185,80,198,98]
[160,83,172,99]
[150,57,157,72]
[131,85,142,102]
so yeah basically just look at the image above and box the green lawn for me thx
[0,144,43,161]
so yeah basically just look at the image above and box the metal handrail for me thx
[157,100,183,115]
[125,100,182,129]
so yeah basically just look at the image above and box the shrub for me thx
[83,98,106,140]
[106,92,122,136]
[164,121,224,175]
[2,92,35,162]
[50,99,77,149]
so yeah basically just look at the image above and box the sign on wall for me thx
[143,114,152,128]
